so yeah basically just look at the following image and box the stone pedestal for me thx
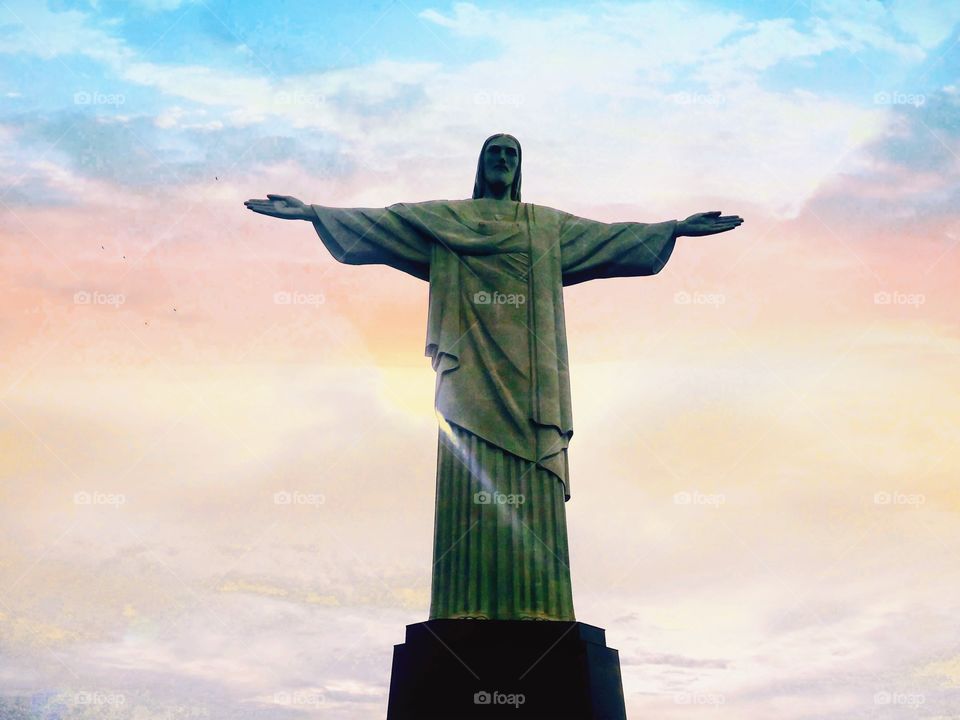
[386,619,627,719]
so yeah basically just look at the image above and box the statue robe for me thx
[311,198,677,619]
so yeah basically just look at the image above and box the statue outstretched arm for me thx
[559,209,744,286]
[245,194,432,281]
[559,213,679,286]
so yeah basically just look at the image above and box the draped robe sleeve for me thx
[558,212,679,286]
[310,203,433,281]
[307,200,680,504]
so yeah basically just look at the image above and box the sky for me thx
[1,0,959,718]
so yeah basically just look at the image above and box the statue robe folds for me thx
[311,199,677,499]
[310,199,677,619]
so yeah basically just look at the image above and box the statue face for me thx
[483,137,519,192]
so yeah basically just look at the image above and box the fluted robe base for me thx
[429,421,575,621]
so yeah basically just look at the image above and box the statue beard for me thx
[485,178,508,198]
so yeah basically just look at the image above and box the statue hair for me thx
[472,133,522,201]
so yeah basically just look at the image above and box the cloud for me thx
[1,112,356,198]
[621,652,728,669]
[0,1,131,65]
[806,85,960,225]
[7,0,954,218]
[874,0,960,49]
[916,654,960,688]
[126,0,199,10]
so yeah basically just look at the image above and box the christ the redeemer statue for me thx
[245,133,743,623]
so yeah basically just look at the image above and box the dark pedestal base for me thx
[386,619,627,719]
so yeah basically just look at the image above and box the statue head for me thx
[473,133,521,201]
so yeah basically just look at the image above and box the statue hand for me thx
[677,211,744,237]
[244,194,315,221]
